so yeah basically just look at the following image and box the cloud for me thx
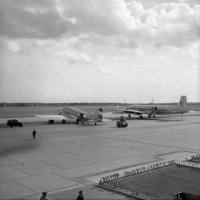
[112,55,131,61]
[0,0,71,39]
[96,67,115,76]
[0,0,199,50]
[160,54,170,60]
[56,50,92,63]
[192,64,199,70]
[188,42,200,59]
[175,41,200,59]
[1,36,92,63]
[178,0,188,2]
[4,40,21,53]
[97,54,107,60]
[152,3,200,47]
[135,48,144,56]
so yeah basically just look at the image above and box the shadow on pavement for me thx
[0,138,41,157]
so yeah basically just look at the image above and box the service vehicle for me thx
[116,116,128,128]
[7,119,23,127]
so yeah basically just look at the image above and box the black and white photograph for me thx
[0,0,199,199]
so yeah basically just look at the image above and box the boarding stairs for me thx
[148,108,156,119]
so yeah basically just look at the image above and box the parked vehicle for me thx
[7,119,23,127]
[116,116,128,128]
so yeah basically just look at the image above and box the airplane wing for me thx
[31,114,76,123]
[117,108,143,115]
[35,115,66,119]
[0,115,76,127]
[102,118,112,122]
[35,114,77,121]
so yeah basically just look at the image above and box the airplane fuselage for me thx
[61,106,103,124]
[127,104,188,115]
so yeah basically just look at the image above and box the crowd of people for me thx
[38,191,84,200]
[100,160,176,183]
[187,154,200,163]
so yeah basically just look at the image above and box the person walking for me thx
[32,129,36,139]
[40,192,48,200]
[76,190,84,200]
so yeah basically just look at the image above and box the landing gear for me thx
[139,115,143,119]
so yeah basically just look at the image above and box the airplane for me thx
[59,106,103,125]
[0,106,103,127]
[19,106,104,126]
[116,96,188,119]
[38,106,126,124]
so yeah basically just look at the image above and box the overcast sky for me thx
[0,0,199,103]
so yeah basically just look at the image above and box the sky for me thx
[0,0,199,103]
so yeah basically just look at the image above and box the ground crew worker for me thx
[32,129,36,139]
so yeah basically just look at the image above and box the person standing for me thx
[32,129,36,139]
[76,190,84,200]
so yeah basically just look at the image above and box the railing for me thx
[99,181,158,200]
[98,155,200,200]
[98,160,177,200]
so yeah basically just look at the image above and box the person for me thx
[32,129,36,139]
[76,190,84,200]
[40,191,48,200]
[99,180,102,185]
[78,113,84,127]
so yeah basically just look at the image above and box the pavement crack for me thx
[13,179,37,193]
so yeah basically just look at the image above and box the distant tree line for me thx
[1,102,200,109]
[0,102,130,107]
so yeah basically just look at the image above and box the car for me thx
[7,119,23,127]
[116,116,128,128]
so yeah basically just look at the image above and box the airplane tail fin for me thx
[179,95,187,109]
[93,107,103,123]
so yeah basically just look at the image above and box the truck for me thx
[7,119,23,127]
[116,116,128,128]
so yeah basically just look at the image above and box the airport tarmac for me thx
[0,112,200,199]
